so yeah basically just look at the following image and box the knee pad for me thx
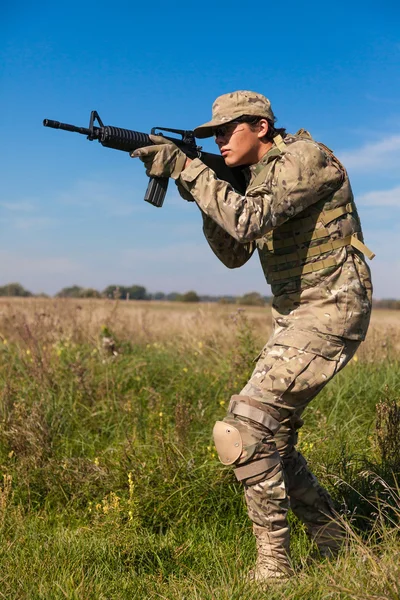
[213,395,282,485]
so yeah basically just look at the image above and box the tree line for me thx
[1,282,399,308]
[0,283,271,306]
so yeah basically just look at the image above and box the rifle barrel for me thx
[43,119,93,137]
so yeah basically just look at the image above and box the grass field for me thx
[0,299,399,599]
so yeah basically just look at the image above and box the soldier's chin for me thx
[223,154,242,167]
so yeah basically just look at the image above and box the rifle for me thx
[43,110,246,208]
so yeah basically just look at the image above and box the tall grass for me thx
[0,299,399,599]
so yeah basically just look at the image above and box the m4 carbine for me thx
[43,110,246,207]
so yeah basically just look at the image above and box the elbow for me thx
[225,260,244,270]
[232,228,259,244]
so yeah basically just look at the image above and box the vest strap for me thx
[268,234,375,282]
[275,202,354,233]
[257,202,354,251]
[265,234,353,266]
[268,256,339,282]
[273,134,286,152]
[350,235,375,260]
[258,226,330,251]
[318,203,354,225]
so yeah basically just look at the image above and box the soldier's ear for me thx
[257,119,269,139]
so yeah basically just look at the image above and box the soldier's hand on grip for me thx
[131,135,187,180]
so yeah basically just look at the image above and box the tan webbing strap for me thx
[266,233,375,267]
[273,134,286,152]
[268,234,375,282]
[350,234,375,260]
[274,203,354,233]
[265,235,354,266]
[318,203,354,225]
[231,402,281,434]
[269,256,338,282]
[260,226,330,251]
[234,456,281,482]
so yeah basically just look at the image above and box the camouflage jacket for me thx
[177,132,373,341]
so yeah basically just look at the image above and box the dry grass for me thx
[0,297,399,360]
[0,297,272,352]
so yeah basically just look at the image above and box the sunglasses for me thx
[213,122,243,140]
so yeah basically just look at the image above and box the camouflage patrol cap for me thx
[194,90,275,139]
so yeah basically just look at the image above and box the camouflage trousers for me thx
[220,327,359,577]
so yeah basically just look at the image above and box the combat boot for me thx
[249,524,294,583]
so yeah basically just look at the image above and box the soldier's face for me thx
[214,121,270,166]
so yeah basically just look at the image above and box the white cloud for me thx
[338,135,400,172]
[358,185,400,207]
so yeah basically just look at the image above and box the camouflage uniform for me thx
[176,91,373,580]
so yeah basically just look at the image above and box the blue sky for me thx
[1,0,399,298]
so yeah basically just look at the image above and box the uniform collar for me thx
[245,142,283,186]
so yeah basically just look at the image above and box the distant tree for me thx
[102,285,148,300]
[237,292,265,307]
[181,290,200,303]
[0,282,32,297]
[56,285,84,298]
[103,285,124,299]
[373,298,400,310]
[218,296,235,304]
[166,292,181,301]
[126,285,148,300]
[79,288,101,298]
[152,292,166,301]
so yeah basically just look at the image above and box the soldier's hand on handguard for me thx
[130,135,191,180]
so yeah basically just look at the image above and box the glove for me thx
[131,135,187,180]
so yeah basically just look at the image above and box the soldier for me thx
[131,91,374,581]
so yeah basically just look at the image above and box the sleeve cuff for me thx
[179,158,208,183]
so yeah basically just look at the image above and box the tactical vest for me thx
[250,131,374,286]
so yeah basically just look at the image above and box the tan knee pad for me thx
[212,421,243,465]
[213,395,283,485]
